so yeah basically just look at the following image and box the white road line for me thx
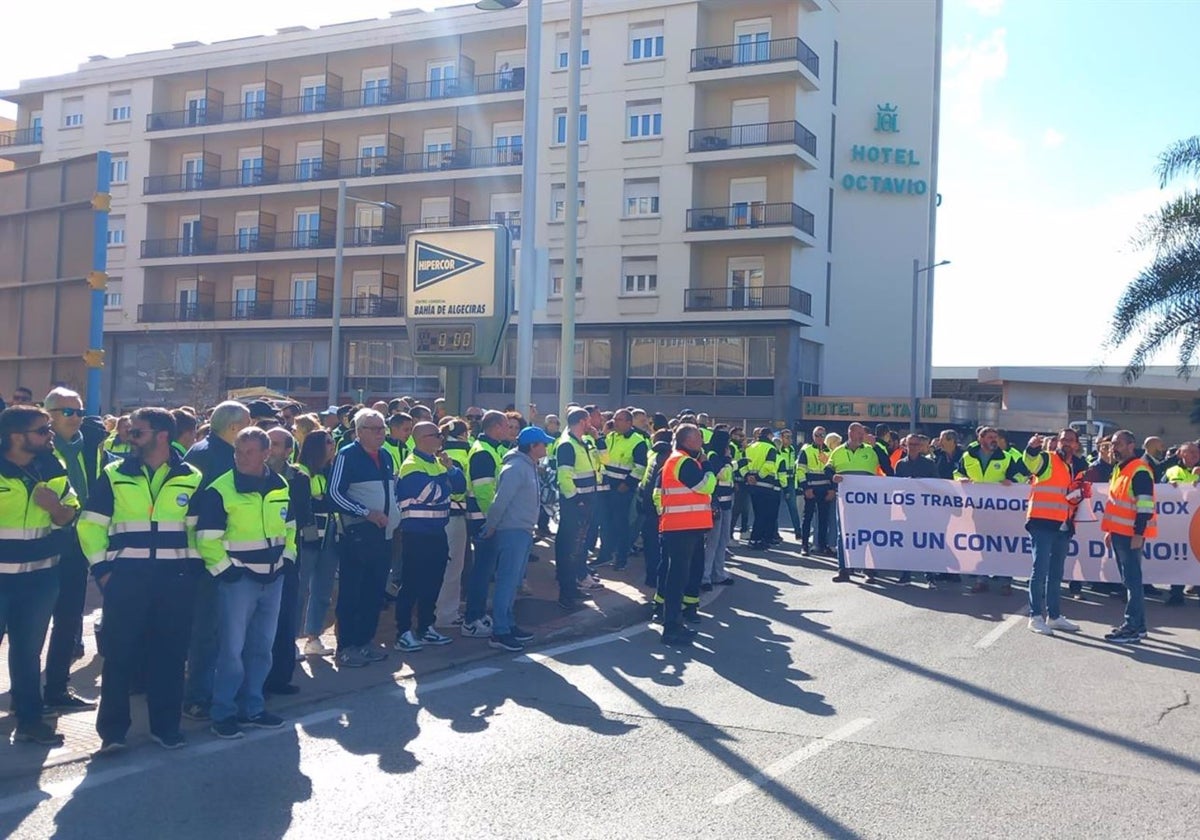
[0,708,346,817]
[514,624,652,664]
[711,718,875,806]
[395,666,503,701]
[974,613,1026,649]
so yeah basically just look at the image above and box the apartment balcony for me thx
[136,296,402,324]
[683,285,812,316]
[684,202,816,245]
[687,120,818,168]
[144,70,525,133]
[0,126,44,160]
[689,37,819,90]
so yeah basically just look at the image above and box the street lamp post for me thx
[910,258,950,432]
[557,0,583,412]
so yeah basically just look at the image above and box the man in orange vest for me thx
[654,423,720,647]
[1101,430,1157,644]
[1022,428,1090,636]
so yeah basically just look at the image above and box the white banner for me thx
[835,476,1200,585]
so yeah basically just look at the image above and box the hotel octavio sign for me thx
[839,103,929,197]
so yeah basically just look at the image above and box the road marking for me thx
[394,666,502,701]
[0,708,346,817]
[974,613,1026,649]
[515,624,652,664]
[711,718,875,805]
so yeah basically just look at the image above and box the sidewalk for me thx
[0,534,664,779]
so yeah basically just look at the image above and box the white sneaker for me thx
[460,617,493,638]
[422,627,453,646]
[1028,616,1055,636]
[303,638,335,656]
[1046,615,1080,632]
[394,630,423,652]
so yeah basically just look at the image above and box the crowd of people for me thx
[0,383,1192,754]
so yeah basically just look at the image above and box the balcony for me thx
[140,230,337,259]
[684,202,816,244]
[137,296,401,324]
[145,70,525,133]
[683,285,812,316]
[688,120,818,166]
[689,37,819,89]
[0,126,43,149]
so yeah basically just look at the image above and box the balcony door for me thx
[235,212,260,252]
[728,257,765,309]
[492,121,523,165]
[355,205,383,245]
[490,193,522,242]
[428,61,458,98]
[300,76,326,113]
[233,278,257,319]
[180,217,202,255]
[296,141,323,181]
[183,156,204,191]
[239,149,263,186]
[292,276,317,317]
[351,271,382,315]
[294,210,320,248]
[242,86,266,120]
[421,197,451,227]
[729,177,767,227]
[730,98,769,147]
[185,91,206,126]
[424,128,453,171]
[177,280,198,320]
[359,136,386,175]
[734,19,771,64]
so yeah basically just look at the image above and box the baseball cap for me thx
[517,426,555,447]
[246,400,278,420]
[320,405,339,416]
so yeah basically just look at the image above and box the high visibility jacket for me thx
[955,444,1017,483]
[382,437,409,477]
[443,439,471,517]
[77,454,202,578]
[657,450,716,532]
[1004,447,1028,483]
[105,434,133,457]
[1164,464,1199,485]
[1025,450,1084,524]
[745,441,779,489]
[776,445,796,491]
[556,432,598,499]
[466,435,506,522]
[730,441,746,483]
[829,443,883,475]
[714,461,734,510]
[0,453,79,575]
[603,430,648,488]
[295,463,334,544]
[586,434,609,493]
[799,444,832,491]
[171,440,189,458]
[398,450,464,533]
[1102,458,1158,538]
[195,469,296,581]
[700,427,713,444]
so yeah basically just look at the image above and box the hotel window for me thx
[554,108,588,145]
[622,258,658,295]
[109,156,128,185]
[63,97,84,128]
[551,183,586,221]
[627,336,775,397]
[106,216,126,247]
[623,178,660,217]
[629,22,665,61]
[108,91,132,122]
[626,100,663,139]
[550,259,583,298]
[555,32,591,69]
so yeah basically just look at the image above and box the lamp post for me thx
[557,0,583,412]
[910,258,950,432]
[329,179,396,407]
[478,0,542,416]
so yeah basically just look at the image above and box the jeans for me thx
[464,531,496,625]
[1028,527,1069,619]
[335,524,391,651]
[45,540,89,698]
[212,575,283,723]
[598,489,635,567]
[184,571,218,706]
[0,568,59,723]
[395,530,450,636]
[703,508,731,584]
[780,488,803,536]
[96,565,196,741]
[1112,535,1146,633]
[299,541,338,637]
[436,515,469,626]
[555,495,593,599]
[266,560,299,690]
[490,529,533,635]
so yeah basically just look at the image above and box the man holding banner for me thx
[1101,431,1157,645]
[955,427,1027,595]
[830,423,893,583]
[1022,429,1090,636]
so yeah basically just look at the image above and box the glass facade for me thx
[627,336,775,396]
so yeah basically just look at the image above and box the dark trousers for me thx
[749,486,779,544]
[586,492,605,551]
[0,568,59,724]
[801,494,833,549]
[683,527,707,610]
[96,565,196,741]
[184,572,218,706]
[266,560,299,690]
[45,542,89,698]
[556,496,593,598]
[731,485,751,535]
[463,533,495,625]
[395,530,450,635]
[641,510,662,587]
[598,489,635,566]
[335,524,390,651]
[661,530,705,630]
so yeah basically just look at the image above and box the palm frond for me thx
[1156,136,1200,187]
[1130,191,1200,253]
[1105,243,1200,343]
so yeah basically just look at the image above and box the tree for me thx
[1105,136,1200,382]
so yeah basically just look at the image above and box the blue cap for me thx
[517,426,555,447]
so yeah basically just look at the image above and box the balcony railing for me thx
[690,36,820,77]
[137,296,402,323]
[141,230,335,258]
[684,285,812,315]
[145,69,526,132]
[0,127,44,147]
[686,202,815,236]
[689,120,817,157]
[140,237,219,259]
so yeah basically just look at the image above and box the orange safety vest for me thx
[1101,459,1158,538]
[659,450,714,533]
[1027,451,1078,523]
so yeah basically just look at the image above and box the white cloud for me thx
[965,0,1005,16]
[942,29,1009,129]
[1042,128,1066,149]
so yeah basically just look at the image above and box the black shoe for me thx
[510,625,535,643]
[210,718,244,740]
[661,628,695,647]
[864,572,878,582]
[897,572,912,584]
[265,683,301,696]
[716,577,735,586]
[150,731,187,750]
[683,607,702,625]
[558,596,581,611]
[832,572,852,583]
[13,720,64,747]
[95,738,127,756]
[1104,626,1141,645]
[72,643,85,662]
[800,544,810,554]
[182,702,211,722]
[239,711,285,729]
[44,689,97,713]
[1165,591,1185,607]
[488,634,525,652]
[614,560,628,571]
[700,583,714,593]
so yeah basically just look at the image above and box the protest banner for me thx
[835,476,1200,585]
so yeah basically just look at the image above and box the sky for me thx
[3,0,1197,370]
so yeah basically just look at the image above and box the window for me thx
[104,280,123,311]
[106,216,126,247]
[225,339,332,393]
[626,337,775,396]
[479,336,610,396]
[798,339,821,397]
[108,91,132,122]
[344,339,442,396]
[630,23,665,61]
[242,86,266,120]
[554,108,588,144]
[239,149,264,185]
[734,18,772,64]
[626,100,663,139]
[551,183,586,221]
[555,32,591,69]
[550,259,584,298]
[622,258,658,295]
[623,178,660,217]
[296,141,324,181]
[109,156,128,184]
[362,68,390,105]
[428,61,458,97]
[291,275,318,318]
[63,97,84,128]
[300,76,328,113]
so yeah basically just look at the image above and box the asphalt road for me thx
[3,544,1199,840]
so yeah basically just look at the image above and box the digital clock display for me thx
[413,324,477,355]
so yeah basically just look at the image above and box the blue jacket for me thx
[330,441,399,537]
[184,435,235,488]
[397,450,466,534]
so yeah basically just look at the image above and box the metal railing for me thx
[145,69,525,132]
[683,285,812,315]
[0,127,43,147]
[685,202,815,235]
[138,296,403,323]
[140,237,219,259]
[689,120,817,157]
[690,36,819,77]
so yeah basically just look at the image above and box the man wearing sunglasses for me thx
[43,387,114,713]
[0,405,81,746]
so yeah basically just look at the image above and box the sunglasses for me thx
[23,426,52,437]
[466,415,483,422]
[127,428,157,440]
[50,408,82,417]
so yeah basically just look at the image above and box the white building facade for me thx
[0,0,941,421]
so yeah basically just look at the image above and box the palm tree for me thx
[1105,136,1200,382]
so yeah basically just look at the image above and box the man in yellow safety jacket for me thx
[597,409,648,571]
[554,408,599,610]
[744,427,780,550]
